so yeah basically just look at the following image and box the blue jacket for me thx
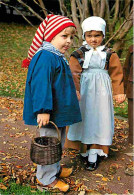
[23,50,82,127]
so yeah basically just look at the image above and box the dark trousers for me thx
[128,98,133,144]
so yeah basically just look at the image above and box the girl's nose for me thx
[92,36,96,41]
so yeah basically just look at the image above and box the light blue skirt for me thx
[67,69,114,145]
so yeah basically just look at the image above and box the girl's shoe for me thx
[79,155,88,164]
[86,155,106,171]
[86,161,98,171]
[97,155,106,163]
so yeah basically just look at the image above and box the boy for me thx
[23,14,81,192]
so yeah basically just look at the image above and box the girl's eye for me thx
[87,35,92,38]
[62,35,67,38]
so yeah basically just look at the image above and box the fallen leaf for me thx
[0,183,7,190]
[16,165,23,169]
[3,176,10,182]
[125,152,134,157]
[95,173,103,177]
[117,176,121,181]
[102,177,109,181]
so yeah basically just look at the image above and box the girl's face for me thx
[85,31,104,49]
[50,27,75,54]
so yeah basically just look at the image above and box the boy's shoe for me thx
[58,167,73,178]
[86,161,98,171]
[36,178,69,192]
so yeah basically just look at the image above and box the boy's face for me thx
[85,31,104,49]
[50,27,75,54]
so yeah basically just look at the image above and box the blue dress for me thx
[67,48,114,145]
[23,44,81,127]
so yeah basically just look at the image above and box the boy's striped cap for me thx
[22,14,76,68]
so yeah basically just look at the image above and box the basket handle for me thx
[37,121,61,141]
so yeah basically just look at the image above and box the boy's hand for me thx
[113,94,126,104]
[37,113,50,128]
[76,90,81,101]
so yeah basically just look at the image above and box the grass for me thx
[0,22,129,117]
[114,100,128,118]
[0,179,50,195]
[0,23,36,98]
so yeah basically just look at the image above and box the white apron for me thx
[67,50,114,145]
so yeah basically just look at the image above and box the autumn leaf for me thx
[102,177,109,181]
[0,183,7,190]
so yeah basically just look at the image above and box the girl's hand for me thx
[37,113,50,128]
[76,90,81,101]
[113,94,126,104]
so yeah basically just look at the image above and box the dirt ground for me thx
[0,97,133,194]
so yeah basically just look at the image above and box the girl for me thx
[23,14,81,192]
[67,16,126,171]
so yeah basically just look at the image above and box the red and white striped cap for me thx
[22,14,76,68]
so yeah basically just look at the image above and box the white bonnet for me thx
[81,16,106,39]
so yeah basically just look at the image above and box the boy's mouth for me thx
[64,46,69,50]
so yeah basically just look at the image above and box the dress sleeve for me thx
[69,56,82,92]
[30,52,55,114]
[108,53,124,95]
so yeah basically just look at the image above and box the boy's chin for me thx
[60,50,67,54]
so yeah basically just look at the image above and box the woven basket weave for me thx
[30,121,62,165]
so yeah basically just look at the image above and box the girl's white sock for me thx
[88,153,97,163]
[80,150,89,157]
[97,149,108,157]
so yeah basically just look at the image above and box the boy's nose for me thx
[67,37,71,43]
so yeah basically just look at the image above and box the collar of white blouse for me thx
[82,42,107,69]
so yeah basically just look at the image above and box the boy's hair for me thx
[64,26,76,35]
[22,14,76,68]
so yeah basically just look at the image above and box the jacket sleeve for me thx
[108,52,124,95]
[30,52,55,114]
[69,56,82,92]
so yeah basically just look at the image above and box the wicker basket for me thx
[30,121,62,165]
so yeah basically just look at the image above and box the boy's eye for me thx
[70,36,74,40]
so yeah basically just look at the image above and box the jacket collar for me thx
[36,41,69,65]
[36,41,64,57]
